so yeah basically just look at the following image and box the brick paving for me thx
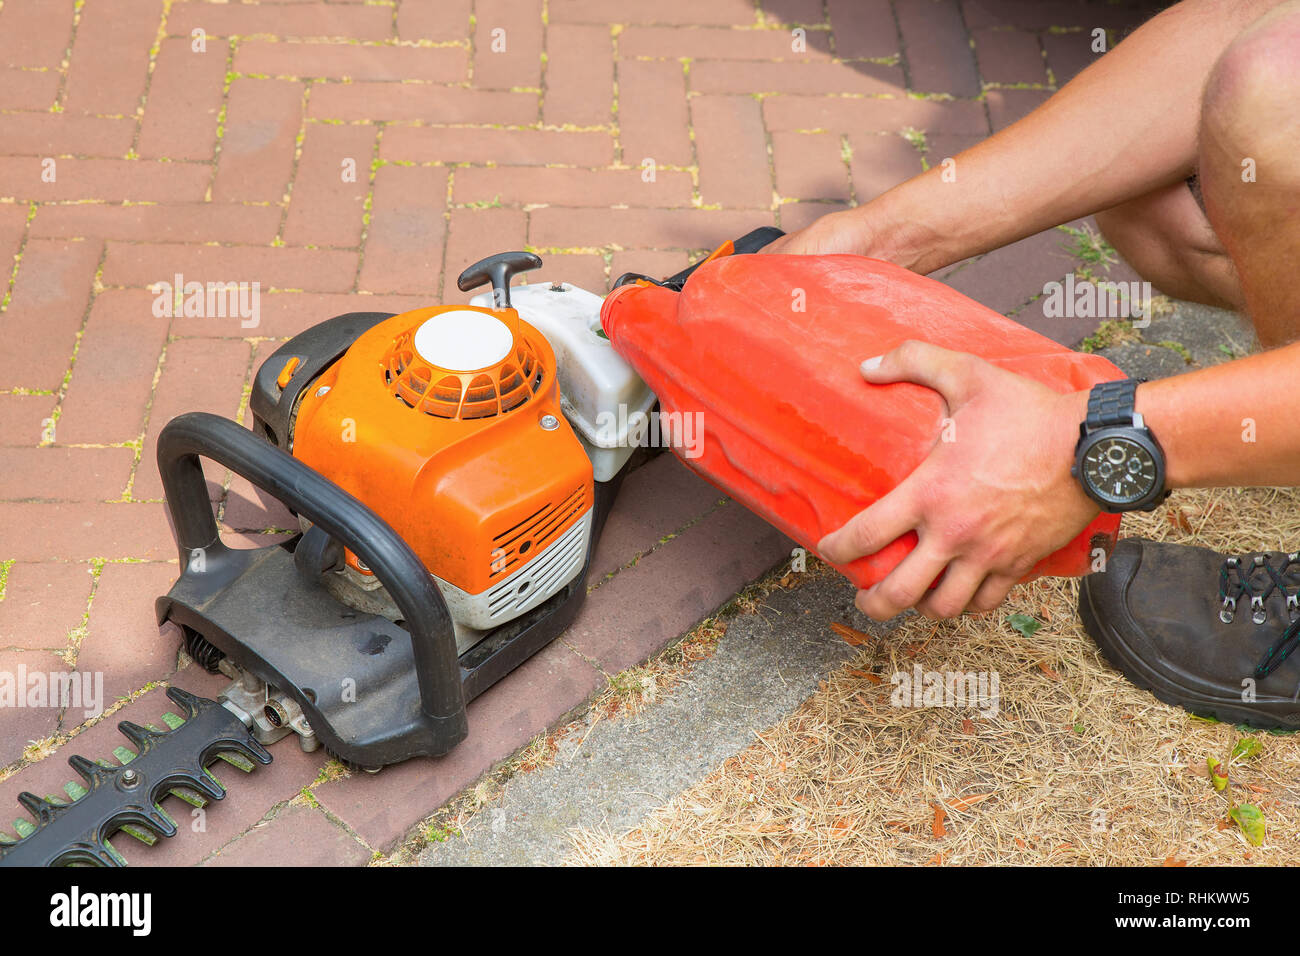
[0,0,1164,865]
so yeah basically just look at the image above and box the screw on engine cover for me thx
[540,415,559,431]
[316,385,331,397]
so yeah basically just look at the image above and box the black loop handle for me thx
[156,412,464,721]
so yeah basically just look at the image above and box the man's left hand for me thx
[818,340,1100,620]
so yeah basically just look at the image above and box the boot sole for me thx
[1079,578,1300,732]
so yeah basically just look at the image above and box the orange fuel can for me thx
[600,253,1123,591]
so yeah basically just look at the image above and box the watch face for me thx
[1080,434,1160,507]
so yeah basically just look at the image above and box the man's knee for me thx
[1202,3,1300,161]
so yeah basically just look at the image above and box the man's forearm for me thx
[1118,344,1300,488]
[866,0,1286,274]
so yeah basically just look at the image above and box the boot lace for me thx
[1218,552,1300,678]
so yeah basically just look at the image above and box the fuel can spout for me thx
[600,252,1122,590]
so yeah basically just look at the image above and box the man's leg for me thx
[1198,0,1300,348]
[1099,2,1300,346]
[1093,182,1244,312]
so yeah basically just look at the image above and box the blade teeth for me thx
[165,686,204,719]
[2,690,272,866]
[187,769,226,802]
[118,720,155,751]
[17,792,54,820]
[68,753,110,785]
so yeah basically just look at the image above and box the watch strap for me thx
[1086,378,1138,430]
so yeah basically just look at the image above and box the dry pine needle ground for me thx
[565,486,1300,866]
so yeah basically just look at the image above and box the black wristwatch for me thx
[1071,379,1169,513]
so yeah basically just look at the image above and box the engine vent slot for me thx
[485,515,590,620]
[488,484,586,579]
[381,328,545,420]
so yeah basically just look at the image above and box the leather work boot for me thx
[1078,537,1300,729]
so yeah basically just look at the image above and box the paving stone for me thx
[763,93,989,135]
[309,84,538,124]
[444,206,526,285]
[284,123,376,249]
[617,59,693,168]
[0,447,135,503]
[589,452,727,583]
[203,802,371,866]
[766,0,830,27]
[619,25,833,60]
[691,59,904,96]
[0,648,67,767]
[235,40,468,83]
[56,289,170,445]
[137,37,229,162]
[31,203,282,245]
[0,562,95,651]
[74,561,184,707]
[0,158,210,203]
[544,24,614,126]
[1042,28,1105,85]
[0,202,25,273]
[131,338,253,501]
[570,499,793,674]
[530,207,771,250]
[381,126,614,166]
[182,291,428,340]
[973,28,1048,86]
[0,0,76,70]
[0,501,174,562]
[848,132,925,202]
[961,0,1159,32]
[62,0,163,116]
[213,79,305,204]
[772,131,851,200]
[551,0,757,25]
[693,95,773,209]
[941,228,1079,315]
[474,0,544,90]
[896,0,980,96]
[397,0,473,42]
[357,165,448,295]
[166,1,395,40]
[0,68,61,111]
[0,114,136,159]
[102,242,359,293]
[0,239,101,392]
[0,395,57,448]
[828,0,898,59]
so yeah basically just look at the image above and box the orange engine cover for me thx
[291,305,594,596]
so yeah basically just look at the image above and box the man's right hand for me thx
[761,209,879,257]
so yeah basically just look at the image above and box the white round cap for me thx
[413,310,514,371]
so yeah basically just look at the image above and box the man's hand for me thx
[762,209,880,257]
[817,341,1099,621]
